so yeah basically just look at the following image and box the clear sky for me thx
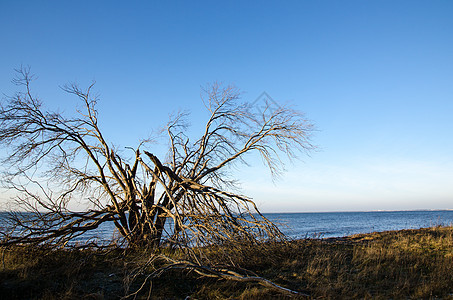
[1,1,452,212]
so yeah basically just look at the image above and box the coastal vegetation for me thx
[1,225,453,299]
[0,68,315,296]
[2,70,452,298]
[0,68,313,248]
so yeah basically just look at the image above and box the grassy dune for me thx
[1,226,453,299]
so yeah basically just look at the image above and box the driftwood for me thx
[124,254,310,299]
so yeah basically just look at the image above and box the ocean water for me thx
[265,210,453,239]
[2,210,453,243]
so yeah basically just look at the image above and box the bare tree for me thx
[0,67,314,252]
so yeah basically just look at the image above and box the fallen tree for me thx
[0,67,314,296]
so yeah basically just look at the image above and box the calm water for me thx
[265,210,453,239]
[2,210,453,243]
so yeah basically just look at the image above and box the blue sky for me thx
[1,1,452,212]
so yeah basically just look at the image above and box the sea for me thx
[2,210,453,243]
[265,210,453,239]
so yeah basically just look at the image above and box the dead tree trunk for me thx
[0,69,314,250]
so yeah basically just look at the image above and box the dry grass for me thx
[1,226,453,299]
[0,246,125,299]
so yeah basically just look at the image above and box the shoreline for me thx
[1,225,453,299]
